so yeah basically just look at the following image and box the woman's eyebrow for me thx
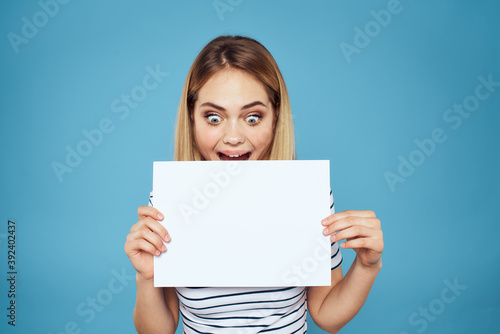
[241,101,267,110]
[199,101,267,111]
[200,102,225,111]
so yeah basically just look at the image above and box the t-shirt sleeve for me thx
[330,188,343,271]
[148,191,154,207]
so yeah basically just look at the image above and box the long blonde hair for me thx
[174,35,296,161]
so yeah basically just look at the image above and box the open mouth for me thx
[218,152,251,160]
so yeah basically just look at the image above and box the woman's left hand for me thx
[321,210,384,269]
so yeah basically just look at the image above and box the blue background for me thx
[1,0,499,333]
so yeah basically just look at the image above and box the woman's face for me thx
[192,68,277,161]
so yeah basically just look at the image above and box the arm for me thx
[133,275,179,334]
[307,210,383,333]
[125,205,179,333]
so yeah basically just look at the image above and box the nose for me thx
[223,121,244,145]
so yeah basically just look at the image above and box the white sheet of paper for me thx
[153,160,332,287]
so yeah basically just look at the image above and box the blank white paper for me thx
[153,160,332,287]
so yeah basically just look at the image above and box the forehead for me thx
[197,69,270,105]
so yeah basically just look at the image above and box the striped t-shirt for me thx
[148,189,343,333]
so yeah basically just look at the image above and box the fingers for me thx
[320,210,383,254]
[342,236,384,253]
[322,216,381,236]
[138,205,164,221]
[125,206,171,258]
[131,216,170,243]
[328,225,380,243]
[321,210,376,226]
[125,238,161,257]
[127,228,167,256]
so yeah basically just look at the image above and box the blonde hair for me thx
[174,35,296,161]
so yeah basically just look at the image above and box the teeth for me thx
[221,153,246,157]
[218,153,249,160]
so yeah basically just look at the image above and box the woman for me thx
[124,35,384,333]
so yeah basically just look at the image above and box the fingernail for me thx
[165,235,171,242]
[161,244,167,251]
[323,228,328,235]
[321,219,327,225]
[155,250,160,256]
[158,213,164,220]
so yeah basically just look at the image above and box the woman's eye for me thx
[246,115,261,124]
[206,114,221,124]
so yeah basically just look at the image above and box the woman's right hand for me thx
[124,206,171,281]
